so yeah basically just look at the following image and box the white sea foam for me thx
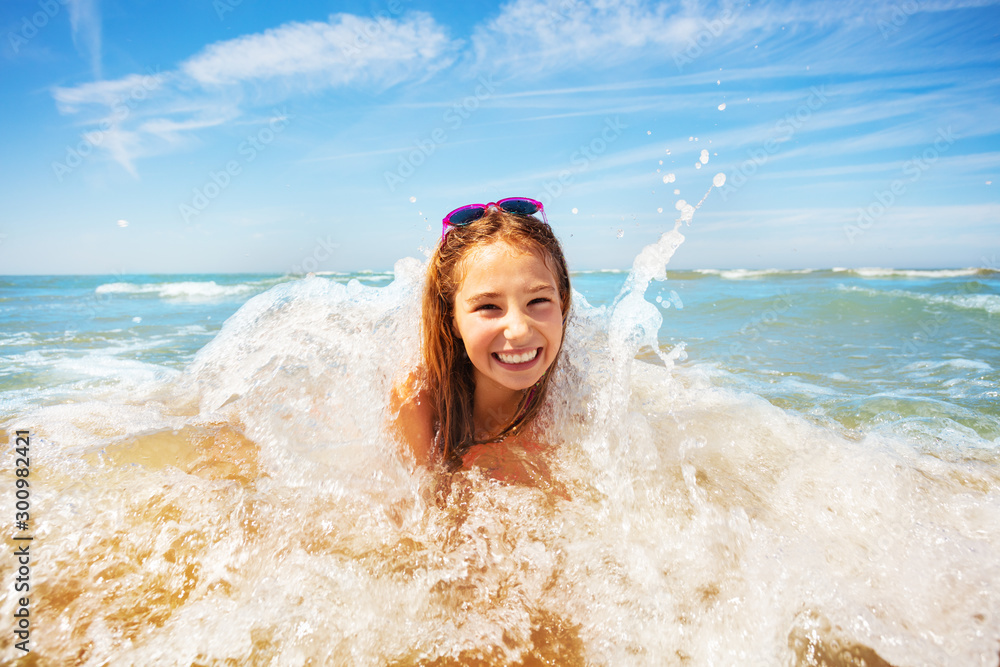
[0,331,35,346]
[850,267,982,279]
[943,292,1000,314]
[95,280,262,300]
[901,358,993,372]
[843,284,1000,315]
[696,268,817,280]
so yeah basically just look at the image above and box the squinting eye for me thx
[475,304,499,311]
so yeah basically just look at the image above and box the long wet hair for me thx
[422,208,572,466]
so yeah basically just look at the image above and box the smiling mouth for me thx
[493,348,540,365]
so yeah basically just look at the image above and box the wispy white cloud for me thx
[740,152,1000,184]
[468,0,1000,78]
[469,0,707,76]
[66,0,101,79]
[84,125,140,177]
[51,12,453,175]
[48,0,1000,189]
[181,12,454,88]
[52,72,166,113]
[687,203,1000,268]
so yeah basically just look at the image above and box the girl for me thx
[391,197,572,476]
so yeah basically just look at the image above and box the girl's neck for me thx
[471,374,522,441]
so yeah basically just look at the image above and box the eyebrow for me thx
[464,283,556,306]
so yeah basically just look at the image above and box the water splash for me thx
[3,187,999,665]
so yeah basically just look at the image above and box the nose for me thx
[503,307,531,342]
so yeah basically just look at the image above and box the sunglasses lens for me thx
[499,199,540,216]
[448,207,486,227]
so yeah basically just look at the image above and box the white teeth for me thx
[497,348,538,364]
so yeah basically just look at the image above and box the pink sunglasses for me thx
[441,197,547,239]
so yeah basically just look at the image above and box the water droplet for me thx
[132,316,142,324]
[713,173,727,187]
[409,196,416,203]
[657,207,663,213]
[662,173,676,184]
[700,150,710,164]
[117,219,129,228]
[616,229,624,238]
[673,189,680,195]
[675,199,687,211]
[718,103,726,111]
[572,207,579,214]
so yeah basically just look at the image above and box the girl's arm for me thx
[389,371,434,469]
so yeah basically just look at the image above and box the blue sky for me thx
[1,0,998,274]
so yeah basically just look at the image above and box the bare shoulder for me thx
[389,369,435,468]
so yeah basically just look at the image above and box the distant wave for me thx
[929,292,1000,315]
[842,285,1000,315]
[834,267,994,279]
[683,267,996,280]
[95,280,263,300]
[901,358,993,372]
[0,331,35,347]
[311,271,396,281]
[694,268,819,280]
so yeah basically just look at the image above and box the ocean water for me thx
[1,236,999,665]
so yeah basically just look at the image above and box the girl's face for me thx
[453,241,564,394]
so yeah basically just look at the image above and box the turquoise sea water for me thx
[1,262,998,665]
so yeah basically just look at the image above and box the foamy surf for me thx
[95,280,266,300]
[2,240,998,664]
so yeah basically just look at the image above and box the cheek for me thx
[472,326,498,353]
[458,320,489,355]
